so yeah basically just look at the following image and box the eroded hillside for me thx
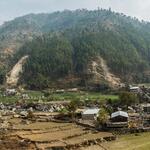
[0,9,150,88]
[6,55,28,87]
[87,56,121,88]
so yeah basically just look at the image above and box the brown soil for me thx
[3,116,114,150]
[0,135,36,150]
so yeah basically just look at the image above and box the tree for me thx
[67,100,80,121]
[0,67,6,84]
[97,107,109,126]
[119,91,138,106]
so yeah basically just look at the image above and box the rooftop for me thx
[129,86,139,90]
[82,108,100,115]
[111,111,128,118]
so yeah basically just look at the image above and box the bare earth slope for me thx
[87,56,121,88]
[6,55,28,87]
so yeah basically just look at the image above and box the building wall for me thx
[111,116,128,122]
[82,114,96,120]
[143,107,150,114]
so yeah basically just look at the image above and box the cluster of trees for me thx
[14,34,73,89]
[0,66,6,84]
[14,27,150,88]
[119,91,139,106]
[8,9,150,88]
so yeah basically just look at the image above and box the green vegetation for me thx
[0,96,19,104]
[44,91,118,101]
[15,34,73,89]
[119,91,139,106]
[67,100,80,120]
[0,90,118,103]
[105,132,150,150]
[0,66,6,84]
[0,9,150,88]
[97,107,109,125]
[11,9,150,89]
[25,90,44,97]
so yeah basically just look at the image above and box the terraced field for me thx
[1,116,150,150]
[7,118,114,149]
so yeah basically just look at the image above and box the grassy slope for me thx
[104,133,150,150]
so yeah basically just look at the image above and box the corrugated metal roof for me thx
[130,87,139,90]
[82,108,100,115]
[111,111,128,118]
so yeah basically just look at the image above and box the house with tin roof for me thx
[111,111,129,122]
[107,111,129,128]
[82,108,100,120]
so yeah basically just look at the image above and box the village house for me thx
[82,108,100,120]
[111,111,129,122]
[107,111,129,128]
[129,86,140,93]
[141,104,150,127]
[142,104,150,114]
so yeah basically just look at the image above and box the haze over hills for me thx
[0,9,150,89]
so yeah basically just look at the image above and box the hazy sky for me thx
[0,0,150,24]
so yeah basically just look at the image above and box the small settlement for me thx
[0,85,149,149]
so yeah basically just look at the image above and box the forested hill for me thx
[0,9,150,88]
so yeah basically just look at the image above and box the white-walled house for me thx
[82,108,100,120]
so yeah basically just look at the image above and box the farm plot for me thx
[13,120,72,130]
[8,120,114,150]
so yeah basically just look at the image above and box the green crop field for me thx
[46,91,118,101]
[0,90,118,103]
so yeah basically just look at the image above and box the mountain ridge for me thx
[0,9,149,88]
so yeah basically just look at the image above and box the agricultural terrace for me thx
[8,118,114,149]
